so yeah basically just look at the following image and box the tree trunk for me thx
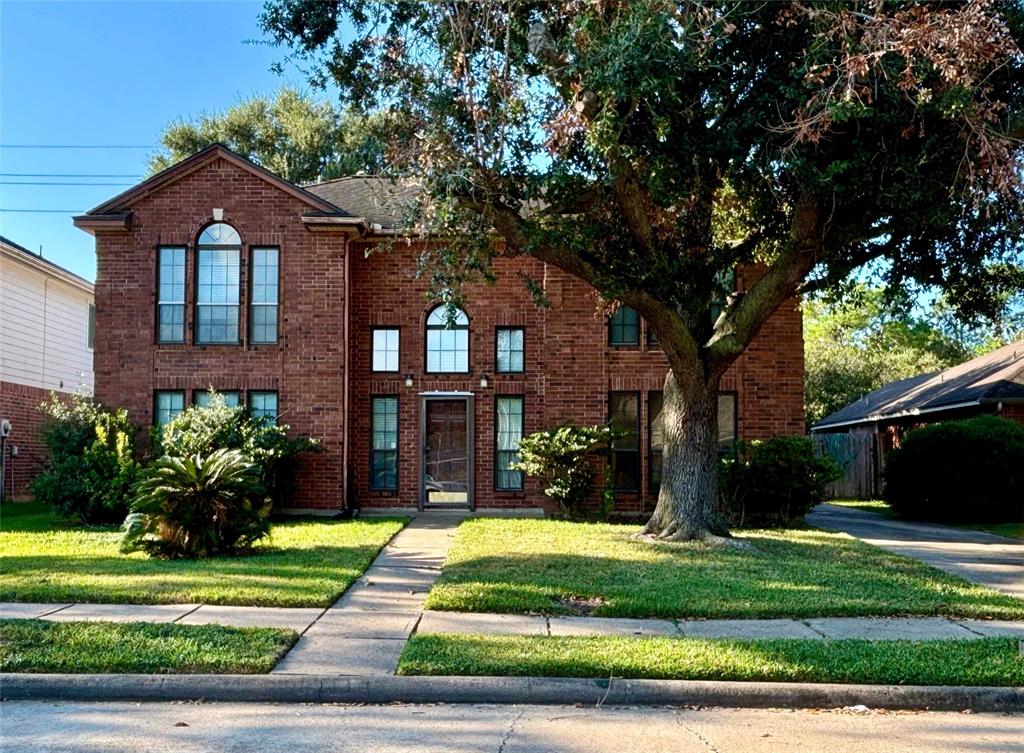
[642,369,730,541]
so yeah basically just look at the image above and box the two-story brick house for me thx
[74,144,804,514]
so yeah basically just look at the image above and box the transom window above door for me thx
[425,306,469,373]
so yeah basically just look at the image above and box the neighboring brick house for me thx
[0,236,95,499]
[74,144,804,513]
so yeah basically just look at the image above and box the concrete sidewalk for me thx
[807,503,1024,598]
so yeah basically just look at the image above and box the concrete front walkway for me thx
[808,503,1024,599]
[271,511,467,676]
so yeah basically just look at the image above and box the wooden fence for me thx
[812,432,879,499]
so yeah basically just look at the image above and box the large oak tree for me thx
[261,0,1024,541]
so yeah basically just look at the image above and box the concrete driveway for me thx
[807,504,1024,599]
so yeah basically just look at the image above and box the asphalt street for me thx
[2,701,1021,752]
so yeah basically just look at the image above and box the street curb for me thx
[2,674,1022,711]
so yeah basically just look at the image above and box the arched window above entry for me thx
[425,306,469,373]
[197,222,241,246]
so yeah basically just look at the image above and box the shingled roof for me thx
[305,176,419,231]
[813,339,1024,431]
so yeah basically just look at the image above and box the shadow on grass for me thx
[425,524,1024,620]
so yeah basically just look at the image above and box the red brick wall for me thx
[348,242,805,513]
[91,158,805,512]
[91,157,348,509]
[1001,403,1024,425]
[0,381,52,498]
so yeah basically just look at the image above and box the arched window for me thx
[608,305,639,346]
[195,222,242,344]
[425,306,469,373]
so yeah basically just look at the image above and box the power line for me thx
[0,208,85,213]
[1,181,133,186]
[0,144,154,149]
[0,172,143,178]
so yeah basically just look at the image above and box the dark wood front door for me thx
[422,397,472,507]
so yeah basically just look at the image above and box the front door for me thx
[422,396,473,508]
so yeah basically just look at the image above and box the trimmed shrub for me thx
[122,448,270,558]
[719,436,841,527]
[884,415,1024,523]
[31,391,140,524]
[152,392,319,508]
[515,424,620,518]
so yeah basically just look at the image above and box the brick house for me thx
[1,235,95,499]
[74,144,804,514]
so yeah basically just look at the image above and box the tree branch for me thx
[707,194,823,375]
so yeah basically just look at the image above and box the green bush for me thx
[122,448,271,558]
[30,391,140,524]
[516,424,620,518]
[152,392,319,508]
[884,415,1024,523]
[719,436,841,527]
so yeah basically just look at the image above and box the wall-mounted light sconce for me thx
[479,373,489,389]
[404,374,414,388]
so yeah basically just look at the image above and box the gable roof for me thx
[76,143,343,222]
[813,339,1024,431]
[1,235,94,294]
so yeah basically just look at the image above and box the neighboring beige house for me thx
[0,235,94,499]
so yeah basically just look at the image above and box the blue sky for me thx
[0,0,316,281]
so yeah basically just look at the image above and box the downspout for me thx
[342,237,351,514]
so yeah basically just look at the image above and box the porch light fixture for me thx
[404,374,414,388]
[479,373,489,389]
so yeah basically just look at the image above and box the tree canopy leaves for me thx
[149,86,390,183]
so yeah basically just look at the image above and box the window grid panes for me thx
[609,306,639,346]
[496,328,524,373]
[495,397,524,490]
[249,391,278,424]
[196,248,240,343]
[426,307,469,373]
[194,391,241,409]
[372,329,400,372]
[157,246,185,343]
[609,391,640,491]
[371,397,399,490]
[251,247,279,343]
[154,391,184,426]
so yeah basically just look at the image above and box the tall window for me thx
[425,306,469,373]
[154,391,185,426]
[194,390,241,408]
[609,306,639,346]
[648,391,664,492]
[371,396,399,490]
[496,327,524,373]
[717,392,737,448]
[372,328,400,372]
[196,223,241,344]
[157,246,185,343]
[249,391,278,424]
[495,396,524,490]
[609,392,640,491]
[250,247,279,344]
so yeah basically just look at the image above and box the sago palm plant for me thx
[122,448,271,558]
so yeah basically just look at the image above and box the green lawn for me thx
[0,618,296,673]
[424,519,1024,619]
[399,634,1024,686]
[828,499,1024,540]
[0,502,407,607]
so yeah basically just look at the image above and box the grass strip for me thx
[0,618,297,674]
[425,519,1024,619]
[0,501,407,607]
[399,633,1024,687]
